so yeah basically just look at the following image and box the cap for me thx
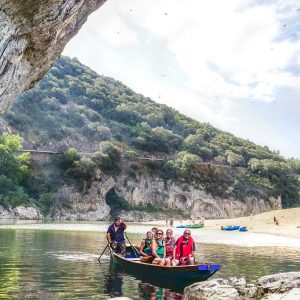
[114,216,121,221]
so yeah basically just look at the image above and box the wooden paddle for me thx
[98,243,110,263]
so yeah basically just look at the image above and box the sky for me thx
[63,0,300,158]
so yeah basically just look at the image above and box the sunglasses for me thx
[184,232,190,235]
[157,232,163,235]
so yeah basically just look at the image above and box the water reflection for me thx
[106,261,183,299]
[104,273,124,298]
[0,229,299,299]
[138,283,182,300]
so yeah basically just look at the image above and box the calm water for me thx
[0,229,299,299]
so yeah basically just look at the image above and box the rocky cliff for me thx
[0,155,282,221]
[46,168,281,221]
[0,0,106,113]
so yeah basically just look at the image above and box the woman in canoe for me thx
[164,229,176,266]
[139,231,153,257]
[150,229,166,266]
[172,229,195,266]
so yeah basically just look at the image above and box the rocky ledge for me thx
[0,205,42,220]
[183,272,300,300]
[0,0,107,113]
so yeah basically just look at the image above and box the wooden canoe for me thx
[110,246,220,291]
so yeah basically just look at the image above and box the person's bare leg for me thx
[188,257,195,265]
[172,259,179,266]
[165,258,171,266]
[153,258,164,265]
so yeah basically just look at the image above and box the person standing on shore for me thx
[106,217,127,256]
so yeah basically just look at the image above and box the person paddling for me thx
[106,217,127,256]
[151,229,165,266]
[172,229,195,266]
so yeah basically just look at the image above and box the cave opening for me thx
[105,187,130,219]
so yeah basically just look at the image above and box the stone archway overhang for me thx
[0,0,107,114]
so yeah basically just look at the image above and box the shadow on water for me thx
[104,261,183,299]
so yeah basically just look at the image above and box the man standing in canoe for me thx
[106,216,127,256]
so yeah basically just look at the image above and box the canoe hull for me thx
[110,247,220,291]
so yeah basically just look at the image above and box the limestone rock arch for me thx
[0,0,107,113]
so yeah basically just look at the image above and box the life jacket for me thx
[143,238,152,255]
[175,236,194,260]
[165,237,175,257]
[155,239,165,258]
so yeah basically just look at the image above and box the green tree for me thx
[165,151,198,176]
[0,133,31,206]
[226,151,245,167]
[59,148,80,169]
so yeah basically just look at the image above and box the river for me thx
[0,222,300,299]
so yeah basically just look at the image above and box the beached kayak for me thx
[222,225,240,231]
[176,224,204,229]
[185,224,204,229]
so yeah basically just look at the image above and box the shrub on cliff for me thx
[164,151,198,177]
[93,141,121,175]
[0,133,32,206]
[58,148,80,169]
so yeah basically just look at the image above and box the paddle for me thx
[125,232,140,258]
[98,243,109,262]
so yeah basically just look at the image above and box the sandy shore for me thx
[0,208,300,248]
[141,207,300,240]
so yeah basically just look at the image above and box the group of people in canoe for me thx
[106,217,195,267]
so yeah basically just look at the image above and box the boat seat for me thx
[125,258,141,261]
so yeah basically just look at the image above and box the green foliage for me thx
[93,141,121,175]
[67,157,96,181]
[58,148,80,169]
[2,56,299,208]
[0,175,30,207]
[0,133,32,207]
[36,193,53,215]
[164,151,198,177]
[226,151,245,167]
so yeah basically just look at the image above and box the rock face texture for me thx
[0,205,42,219]
[0,166,281,221]
[0,0,107,113]
[183,272,300,300]
[45,170,281,221]
[115,174,281,220]
[48,179,113,221]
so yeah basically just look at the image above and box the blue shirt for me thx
[107,224,125,243]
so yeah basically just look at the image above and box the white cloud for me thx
[63,0,300,157]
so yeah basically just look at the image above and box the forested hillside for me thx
[1,56,300,212]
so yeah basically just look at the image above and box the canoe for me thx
[239,226,248,232]
[110,246,220,291]
[185,224,204,229]
[176,224,204,229]
[222,225,240,231]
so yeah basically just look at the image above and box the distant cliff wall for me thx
[47,169,281,221]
